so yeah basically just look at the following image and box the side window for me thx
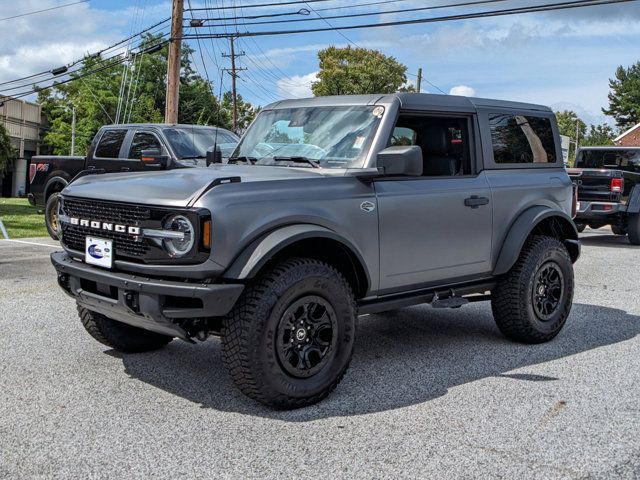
[390,127,417,146]
[128,132,162,159]
[94,130,127,158]
[390,115,472,176]
[489,114,555,164]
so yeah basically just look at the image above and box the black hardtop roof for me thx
[579,145,640,151]
[101,123,229,130]
[264,93,551,113]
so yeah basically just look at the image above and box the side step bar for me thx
[357,281,495,315]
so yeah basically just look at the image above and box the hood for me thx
[61,164,329,207]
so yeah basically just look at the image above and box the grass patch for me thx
[0,198,48,239]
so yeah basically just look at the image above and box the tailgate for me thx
[567,168,620,203]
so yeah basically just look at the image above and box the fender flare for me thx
[223,224,371,287]
[493,206,579,276]
[44,175,70,200]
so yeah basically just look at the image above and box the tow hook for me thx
[124,291,139,313]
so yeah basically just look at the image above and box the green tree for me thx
[37,34,246,155]
[602,61,640,130]
[220,91,259,132]
[582,124,615,146]
[554,110,586,162]
[311,46,408,96]
[0,123,16,175]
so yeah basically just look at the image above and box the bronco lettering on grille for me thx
[67,217,140,235]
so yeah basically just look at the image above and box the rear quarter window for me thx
[489,114,556,164]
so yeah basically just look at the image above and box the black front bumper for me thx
[51,251,244,340]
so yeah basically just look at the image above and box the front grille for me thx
[61,198,151,259]
[63,198,151,224]
[63,225,150,257]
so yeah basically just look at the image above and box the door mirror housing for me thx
[376,146,423,176]
[206,145,223,166]
[140,149,168,168]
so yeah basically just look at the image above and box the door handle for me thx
[464,195,489,208]
[121,167,130,172]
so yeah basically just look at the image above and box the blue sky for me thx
[1,0,639,127]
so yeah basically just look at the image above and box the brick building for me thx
[614,122,640,147]
[0,97,44,197]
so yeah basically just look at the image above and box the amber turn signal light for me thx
[202,220,211,249]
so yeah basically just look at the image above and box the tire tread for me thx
[222,257,356,409]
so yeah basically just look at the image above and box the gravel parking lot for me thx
[1,229,638,479]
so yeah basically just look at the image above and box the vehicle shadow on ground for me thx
[111,302,640,421]
[579,233,638,250]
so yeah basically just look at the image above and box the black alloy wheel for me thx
[532,261,564,321]
[275,296,338,379]
[222,257,356,409]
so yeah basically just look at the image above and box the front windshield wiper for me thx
[227,156,257,165]
[272,156,320,168]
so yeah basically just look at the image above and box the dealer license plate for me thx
[85,236,113,269]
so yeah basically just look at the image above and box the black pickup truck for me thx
[29,123,238,238]
[568,146,640,244]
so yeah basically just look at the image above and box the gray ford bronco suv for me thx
[51,93,580,409]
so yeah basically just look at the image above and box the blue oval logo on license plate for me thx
[88,244,104,259]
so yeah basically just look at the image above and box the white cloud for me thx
[449,85,476,97]
[276,71,318,99]
[0,1,167,100]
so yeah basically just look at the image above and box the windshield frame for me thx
[230,104,389,169]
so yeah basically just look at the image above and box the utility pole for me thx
[416,68,422,93]
[222,37,246,132]
[165,0,184,124]
[575,119,580,153]
[70,107,76,155]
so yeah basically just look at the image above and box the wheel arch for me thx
[44,174,70,200]
[222,224,371,298]
[493,206,580,276]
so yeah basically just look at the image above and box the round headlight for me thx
[162,215,194,257]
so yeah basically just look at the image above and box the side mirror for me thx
[206,145,223,166]
[140,149,168,168]
[376,145,423,176]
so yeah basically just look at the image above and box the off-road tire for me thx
[491,236,574,344]
[78,306,172,353]
[222,257,356,409]
[45,193,60,240]
[611,225,627,236]
[574,222,586,233]
[628,214,640,245]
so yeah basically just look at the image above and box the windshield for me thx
[164,127,239,159]
[231,105,384,168]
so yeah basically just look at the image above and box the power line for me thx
[0,16,170,88]
[303,1,361,48]
[0,31,170,95]
[188,7,311,23]
[186,0,332,11]
[182,0,640,39]
[1,39,169,102]
[0,0,90,22]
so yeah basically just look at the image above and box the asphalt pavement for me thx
[0,229,638,479]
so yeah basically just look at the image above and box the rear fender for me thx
[493,206,579,276]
